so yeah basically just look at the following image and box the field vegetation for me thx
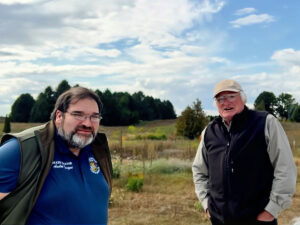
[0,119,299,225]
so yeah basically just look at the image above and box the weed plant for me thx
[114,158,192,176]
[125,173,144,192]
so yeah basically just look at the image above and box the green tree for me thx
[254,99,266,111]
[160,100,176,119]
[254,91,277,115]
[176,99,208,139]
[276,93,295,120]
[3,116,11,133]
[97,89,121,126]
[30,93,50,122]
[30,86,56,122]
[291,104,300,122]
[10,93,35,122]
[54,80,71,100]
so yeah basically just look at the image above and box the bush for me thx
[194,201,203,212]
[112,158,121,179]
[125,173,144,192]
[147,133,167,140]
[176,99,207,139]
[128,125,136,133]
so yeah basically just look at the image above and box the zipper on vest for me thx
[222,132,231,218]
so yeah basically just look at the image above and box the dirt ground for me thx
[108,166,300,225]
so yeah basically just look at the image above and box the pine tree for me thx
[3,116,11,133]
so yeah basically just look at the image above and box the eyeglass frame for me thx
[64,111,103,123]
[214,92,240,104]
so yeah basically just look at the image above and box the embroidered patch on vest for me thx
[89,157,100,174]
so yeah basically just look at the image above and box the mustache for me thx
[75,125,95,135]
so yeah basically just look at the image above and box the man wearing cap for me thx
[192,79,297,225]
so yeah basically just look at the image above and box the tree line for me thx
[5,80,300,139]
[9,80,176,126]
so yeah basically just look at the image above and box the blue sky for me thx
[0,0,300,117]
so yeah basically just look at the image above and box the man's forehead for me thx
[69,98,98,106]
[68,98,99,111]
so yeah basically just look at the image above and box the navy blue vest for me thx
[204,107,273,222]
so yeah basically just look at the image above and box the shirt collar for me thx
[222,119,231,131]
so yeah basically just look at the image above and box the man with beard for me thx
[192,79,297,225]
[0,87,112,225]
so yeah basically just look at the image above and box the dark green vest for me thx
[0,122,112,225]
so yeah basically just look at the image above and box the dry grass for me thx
[278,157,300,225]
[1,120,300,224]
[109,160,300,225]
[109,173,210,225]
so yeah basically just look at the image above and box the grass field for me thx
[0,119,299,225]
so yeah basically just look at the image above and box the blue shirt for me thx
[0,138,20,192]
[0,135,109,225]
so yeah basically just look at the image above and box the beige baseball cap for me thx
[214,79,243,97]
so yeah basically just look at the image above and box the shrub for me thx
[176,99,207,139]
[128,125,136,133]
[112,158,121,179]
[125,173,144,192]
[194,201,203,212]
[147,133,167,140]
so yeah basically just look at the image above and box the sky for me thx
[0,0,300,117]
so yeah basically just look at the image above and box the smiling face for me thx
[55,98,100,152]
[215,91,245,125]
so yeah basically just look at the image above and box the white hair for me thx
[240,91,247,103]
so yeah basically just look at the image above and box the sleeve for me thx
[192,128,209,211]
[0,138,21,193]
[264,115,297,218]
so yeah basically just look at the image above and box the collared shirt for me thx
[192,114,297,218]
[0,134,109,225]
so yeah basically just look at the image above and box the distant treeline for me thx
[9,80,176,126]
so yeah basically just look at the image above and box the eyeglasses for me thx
[65,111,102,123]
[215,93,240,104]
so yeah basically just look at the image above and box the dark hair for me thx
[50,87,103,121]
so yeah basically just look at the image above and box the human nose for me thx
[80,115,93,126]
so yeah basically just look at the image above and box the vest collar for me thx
[216,106,249,132]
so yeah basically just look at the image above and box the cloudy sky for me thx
[0,0,300,117]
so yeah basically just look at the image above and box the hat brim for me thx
[214,88,240,97]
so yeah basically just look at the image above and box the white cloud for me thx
[0,0,42,4]
[0,0,224,49]
[234,8,256,16]
[4,0,299,118]
[0,77,41,101]
[271,48,300,67]
[0,46,45,61]
[230,14,275,28]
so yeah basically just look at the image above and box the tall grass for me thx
[1,120,300,225]
[113,158,192,176]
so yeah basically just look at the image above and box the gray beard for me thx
[57,126,95,149]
